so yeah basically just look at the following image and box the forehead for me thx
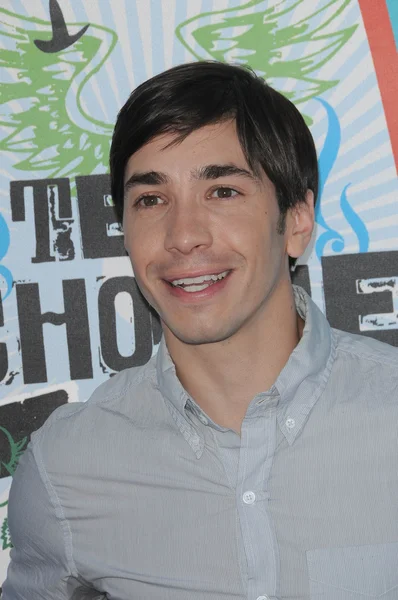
[124,121,250,179]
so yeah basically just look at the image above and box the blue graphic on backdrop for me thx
[0,216,12,300]
[315,97,369,258]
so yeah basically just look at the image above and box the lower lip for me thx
[164,272,232,302]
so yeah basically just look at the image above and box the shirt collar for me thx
[274,285,336,444]
[156,335,205,458]
[156,285,336,450]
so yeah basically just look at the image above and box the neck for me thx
[164,283,303,433]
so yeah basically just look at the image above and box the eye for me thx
[135,194,165,208]
[208,186,239,199]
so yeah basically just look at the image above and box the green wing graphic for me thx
[1,517,12,550]
[0,427,27,550]
[0,426,27,478]
[176,0,357,121]
[0,426,30,550]
[0,8,116,179]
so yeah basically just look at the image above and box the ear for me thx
[285,190,315,259]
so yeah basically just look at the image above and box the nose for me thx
[164,201,213,255]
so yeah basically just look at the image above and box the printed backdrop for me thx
[0,0,397,585]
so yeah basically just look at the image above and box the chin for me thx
[165,321,239,346]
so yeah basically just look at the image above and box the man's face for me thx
[123,121,305,346]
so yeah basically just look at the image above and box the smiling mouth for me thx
[168,270,230,293]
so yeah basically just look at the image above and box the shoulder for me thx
[333,328,397,366]
[30,356,161,460]
[331,329,397,400]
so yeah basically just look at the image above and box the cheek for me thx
[224,215,271,256]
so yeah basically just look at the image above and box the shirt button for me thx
[242,491,256,504]
[286,417,295,429]
[256,596,269,600]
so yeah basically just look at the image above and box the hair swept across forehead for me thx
[110,61,318,230]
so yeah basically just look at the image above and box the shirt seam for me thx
[336,344,397,367]
[31,439,79,580]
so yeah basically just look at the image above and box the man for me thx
[3,62,398,600]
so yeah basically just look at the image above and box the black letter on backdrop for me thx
[322,251,398,347]
[291,265,311,297]
[76,174,125,259]
[10,178,74,263]
[0,293,7,381]
[151,309,162,346]
[16,279,93,383]
[98,277,153,371]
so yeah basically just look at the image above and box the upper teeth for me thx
[171,271,229,286]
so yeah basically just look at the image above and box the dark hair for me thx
[110,61,318,247]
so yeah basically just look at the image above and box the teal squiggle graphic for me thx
[315,97,369,257]
[315,97,344,256]
[340,183,369,252]
[0,214,12,300]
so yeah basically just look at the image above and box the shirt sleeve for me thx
[2,441,82,599]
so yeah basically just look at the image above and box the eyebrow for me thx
[124,171,170,194]
[192,164,259,182]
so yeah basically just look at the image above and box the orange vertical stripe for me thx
[358,0,398,173]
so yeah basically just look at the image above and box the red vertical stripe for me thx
[359,0,398,173]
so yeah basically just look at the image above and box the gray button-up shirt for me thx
[3,287,398,600]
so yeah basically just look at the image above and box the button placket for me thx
[236,414,279,600]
